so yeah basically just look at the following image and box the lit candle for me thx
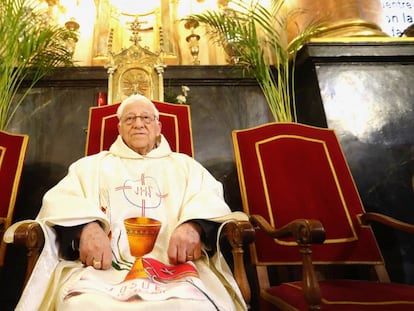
[97,92,107,106]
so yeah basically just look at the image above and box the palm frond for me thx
[186,0,321,122]
[0,0,76,130]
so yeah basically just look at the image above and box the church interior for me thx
[0,0,413,310]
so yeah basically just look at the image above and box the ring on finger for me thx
[92,258,102,268]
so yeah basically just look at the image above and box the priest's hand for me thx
[79,221,112,270]
[168,221,202,264]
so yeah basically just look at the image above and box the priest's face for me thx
[118,101,162,155]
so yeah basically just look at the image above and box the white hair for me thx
[116,94,159,119]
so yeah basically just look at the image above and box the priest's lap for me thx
[58,293,224,311]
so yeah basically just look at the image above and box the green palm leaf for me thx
[0,0,76,130]
[186,0,321,122]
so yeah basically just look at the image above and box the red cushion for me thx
[264,280,414,310]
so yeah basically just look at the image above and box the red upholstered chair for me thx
[232,122,414,311]
[85,100,194,157]
[0,130,29,267]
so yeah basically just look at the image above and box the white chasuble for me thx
[6,135,248,311]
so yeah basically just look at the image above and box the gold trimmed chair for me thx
[85,100,194,157]
[0,130,29,267]
[232,122,414,311]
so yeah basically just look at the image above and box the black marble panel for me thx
[296,39,414,284]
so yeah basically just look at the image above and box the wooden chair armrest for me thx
[13,222,45,286]
[222,220,255,308]
[250,215,326,244]
[360,212,414,234]
[250,214,326,309]
[0,219,5,241]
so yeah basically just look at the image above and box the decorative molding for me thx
[22,65,258,88]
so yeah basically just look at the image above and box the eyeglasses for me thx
[121,114,157,125]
